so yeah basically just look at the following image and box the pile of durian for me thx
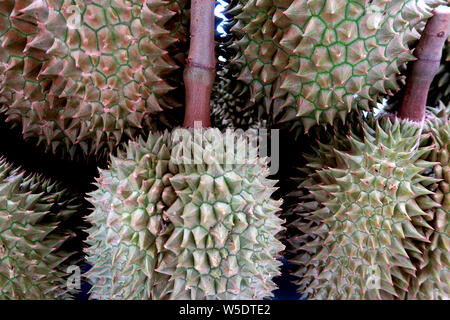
[0,0,448,300]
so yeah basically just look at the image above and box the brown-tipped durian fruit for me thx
[230,0,444,133]
[86,128,285,299]
[0,158,80,299]
[287,113,440,299]
[0,0,187,159]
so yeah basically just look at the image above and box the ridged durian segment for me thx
[211,0,262,129]
[406,103,450,299]
[85,132,175,299]
[166,128,284,299]
[211,67,263,129]
[231,0,442,131]
[86,129,285,299]
[0,0,186,158]
[428,40,450,106]
[289,115,436,299]
[231,0,293,118]
[0,158,79,299]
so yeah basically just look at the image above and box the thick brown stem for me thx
[398,6,450,122]
[183,0,215,128]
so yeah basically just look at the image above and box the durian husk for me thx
[229,0,445,133]
[287,111,440,299]
[404,103,450,299]
[211,2,265,130]
[0,0,188,159]
[0,158,80,299]
[210,66,265,129]
[86,128,285,299]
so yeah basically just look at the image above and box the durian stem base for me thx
[183,65,214,128]
[183,0,215,128]
[398,6,450,122]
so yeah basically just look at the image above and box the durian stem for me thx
[183,0,215,128]
[398,6,450,122]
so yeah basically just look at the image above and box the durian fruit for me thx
[230,0,444,132]
[0,0,187,158]
[288,114,439,299]
[0,158,79,299]
[210,66,262,129]
[86,128,285,299]
[405,103,450,299]
[427,39,450,106]
[85,132,175,299]
[210,0,262,129]
[230,0,292,119]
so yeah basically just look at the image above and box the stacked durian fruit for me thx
[0,0,448,301]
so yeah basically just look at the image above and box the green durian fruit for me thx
[210,0,263,129]
[405,103,450,299]
[0,0,187,158]
[0,158,79,299]
[85,132,174,300]
[86,128,285,299]
[211,66,263,129]
[230,0,444,132]
[288,113,438,299]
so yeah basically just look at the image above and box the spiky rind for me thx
[289,114,436,299]
[211,67,264,129]
[0,0,187,158]
[85,132,175,299]
[406,103,450,299]
[86,129,285,299]
[0,158,79,299]
[231,0,442,131]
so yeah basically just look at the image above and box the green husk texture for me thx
[86,128,285,299]
[210,1,262,130]
[0,158,79,299]
[288,113,442,299]
[0,0,187,158]
[210,66,263,129]
[229,0,443,132]
[406,103,450,299]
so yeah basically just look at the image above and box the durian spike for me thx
[398,6,450,122]
[183,0,215,128]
